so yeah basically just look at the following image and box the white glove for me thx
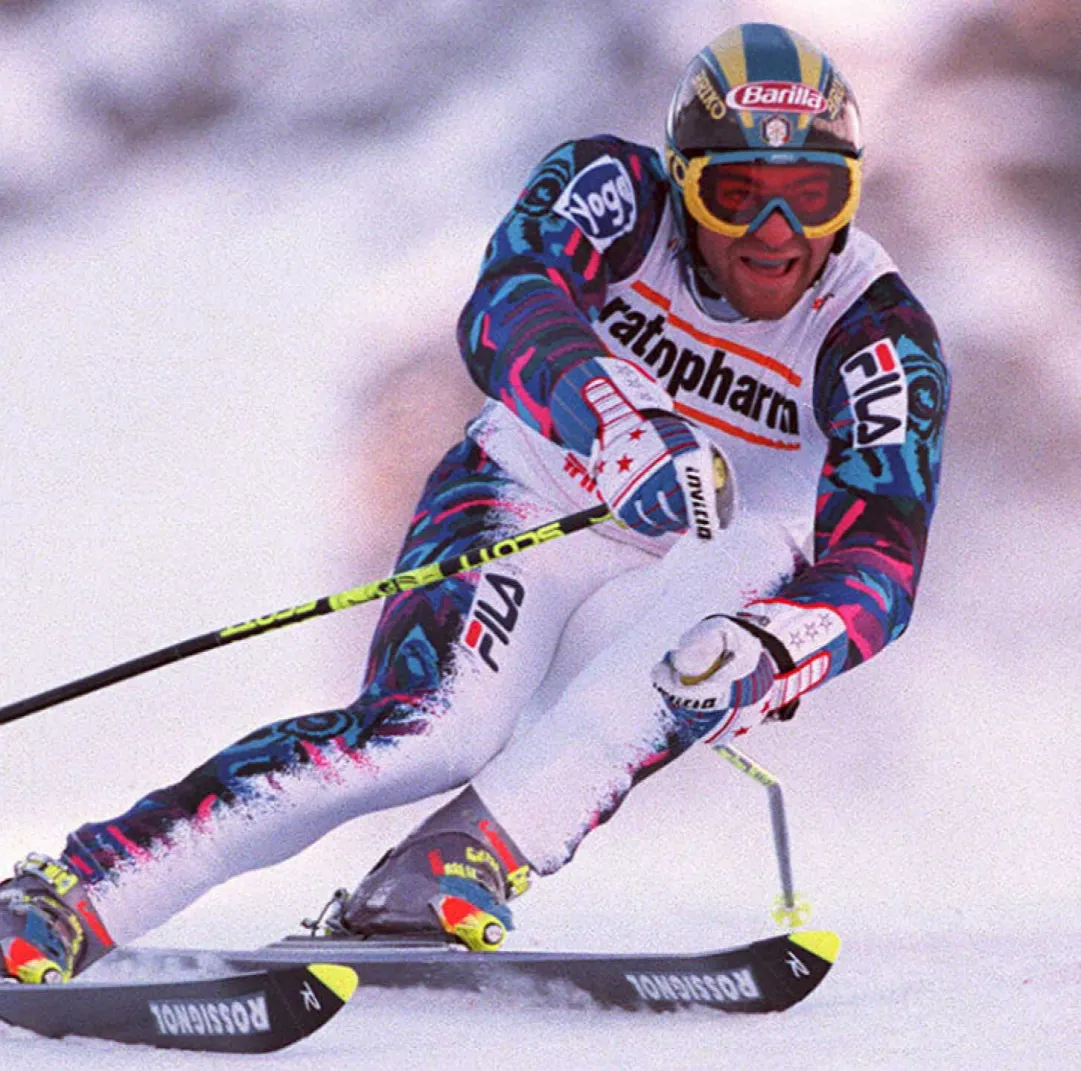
[651,602,849,741]
[651,615,778,733]
[583,376,732,540]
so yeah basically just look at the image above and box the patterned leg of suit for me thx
[55,438,532,943]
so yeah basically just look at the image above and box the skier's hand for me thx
[651,615,780,738]
[583,377,729,540]
[652,603,850,740]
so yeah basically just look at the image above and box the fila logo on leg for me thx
[463,573,525,673]
[840,338,908,449]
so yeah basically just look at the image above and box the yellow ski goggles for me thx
[668,149,862,240]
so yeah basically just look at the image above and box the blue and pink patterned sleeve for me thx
[457,137,669,454]
[776,273,950,676]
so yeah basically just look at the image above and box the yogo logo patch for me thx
[840,338,908,448]
[553,155,637,252]
[463,573,525,672]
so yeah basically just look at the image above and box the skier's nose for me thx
[750,209,799,247]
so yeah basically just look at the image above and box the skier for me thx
[1,22,948,983]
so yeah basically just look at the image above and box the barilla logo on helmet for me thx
[724,81,828,115]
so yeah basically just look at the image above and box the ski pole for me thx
[1,504,612,726]
[714,743,811,928]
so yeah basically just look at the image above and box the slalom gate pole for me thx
[714,743,808,927]
[1,504,612,727]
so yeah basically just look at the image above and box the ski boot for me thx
[334,787,531,952]
[0,853,115,984]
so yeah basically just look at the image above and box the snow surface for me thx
[1,930,1079,1069]
[3,1,1079,1067]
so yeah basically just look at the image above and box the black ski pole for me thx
[1,504,612,726]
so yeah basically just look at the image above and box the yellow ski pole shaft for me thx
[1,504,612,726]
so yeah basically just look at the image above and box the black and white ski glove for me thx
[651,602,849,741]
[582,374,732,540]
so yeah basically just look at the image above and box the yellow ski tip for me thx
[788,930,841,964]
[307,963,358,1002]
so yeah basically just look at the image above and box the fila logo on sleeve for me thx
[840,338,908,448]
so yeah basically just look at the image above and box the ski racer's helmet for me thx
[665,23,863,244]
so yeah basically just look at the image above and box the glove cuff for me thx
[731,601,848,720]
[724,612,795,675]
[550,356,670,455]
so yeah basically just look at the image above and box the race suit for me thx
[55,136,949,942]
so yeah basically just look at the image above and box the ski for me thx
[0,929,837,1053]
[217,929,839,1014]
[0,962,356,1053]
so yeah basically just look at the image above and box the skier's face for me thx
[694,209,834,321]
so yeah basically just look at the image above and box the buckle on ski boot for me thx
[336,788,533,953]
[429,845,519,951]
[0,853,114,984]
[433,889,510,952]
